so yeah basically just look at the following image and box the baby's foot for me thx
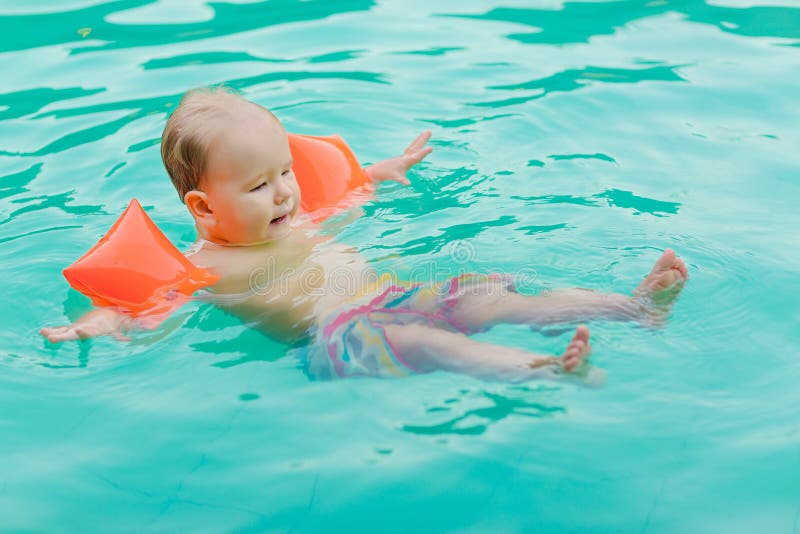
[561,325,591,372]
[634,249,688,316]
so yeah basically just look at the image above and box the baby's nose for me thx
[274,182,291,204]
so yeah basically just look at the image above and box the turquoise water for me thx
[2,0,799,531]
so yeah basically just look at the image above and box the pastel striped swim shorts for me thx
[296,273,515,380]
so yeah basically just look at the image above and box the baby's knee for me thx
[381,323,426,352]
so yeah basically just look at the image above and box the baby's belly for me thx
[311,244,379,315]
[220,243,379,341]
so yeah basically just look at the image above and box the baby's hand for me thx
[40,308,132,343]
[364,131,433,186]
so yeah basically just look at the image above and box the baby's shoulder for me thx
[186,244,259,292]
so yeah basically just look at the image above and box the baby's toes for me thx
[570,339,586,353]
[563,351,580,372]
[669,256,687,278]
[657,269,681,289]
[563,342,584,371]
[41,327,73,343]
[677,260,688,279]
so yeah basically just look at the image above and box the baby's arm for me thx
[364,131,432,185]
[40,308,140,343]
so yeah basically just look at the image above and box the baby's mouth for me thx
[270,214,288,225]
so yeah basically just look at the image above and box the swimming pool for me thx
[1,0,798,531]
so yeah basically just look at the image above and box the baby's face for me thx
[201,109,300,245]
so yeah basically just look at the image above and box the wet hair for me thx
[160,86,277,202]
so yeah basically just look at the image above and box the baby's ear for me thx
[184,190,214,224]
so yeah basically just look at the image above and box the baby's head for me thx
[161,87,300,246]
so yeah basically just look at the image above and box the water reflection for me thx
[420,113,517,129]
[0,190,105,227]
[305,49,367,63]
[2,67,386,156]
[0,224,83,245]
[363,167,489,219]
[549,152,617,163]
[402,387,565,436]
[473,64,686,108]
[363,214,517,258]
[141,51,290,70]
[0,87,105,121]
[596,188,680,216]
[142,49,368,70]
[0,0,376,54]
[517,223,569,236]
[0,163,42,200]
[392,46,465,56]
[196,331,287,369]
[444,0,800,45]
[185,307,288,369]
[510,189,680,216]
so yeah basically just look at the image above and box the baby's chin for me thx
[218,221,294,247]
[258,211,294,242]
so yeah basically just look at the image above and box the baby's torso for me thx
[189,230,376,342]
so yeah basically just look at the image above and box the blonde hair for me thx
[160,86,275,202]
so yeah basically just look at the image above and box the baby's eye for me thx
[250,182,267,192]
[281,168,292,177]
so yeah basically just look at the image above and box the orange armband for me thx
[288,133,371,217]
[63,199,218,317]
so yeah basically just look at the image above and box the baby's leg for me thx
[382,323,591,382]
[450,249,688,331]
[450,287,637,331]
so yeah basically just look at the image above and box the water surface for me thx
[1,1,798,532]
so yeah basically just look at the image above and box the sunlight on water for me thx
[1,0,799,531]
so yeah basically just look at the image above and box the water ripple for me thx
[471,64,687,108]
[0,163,42,200]
[0,190,105,226]
[0,224,83,245]
[508,189,680,217]
[0,0,376,54]
[443,1,800,45]
[0,87,105,120]
[363,214,517,259]
[0,69,387,155]
[141,51,290,70]
[402,386,565,436]
[0,1,798,529]
[392,46,465,57]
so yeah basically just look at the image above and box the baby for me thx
[41,88,688,382]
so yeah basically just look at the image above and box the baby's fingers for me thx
[404,130,432,154]
[404,146,433,165]
[112,331,132,342]
[40,326,78,343]
[384,174,411,186]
